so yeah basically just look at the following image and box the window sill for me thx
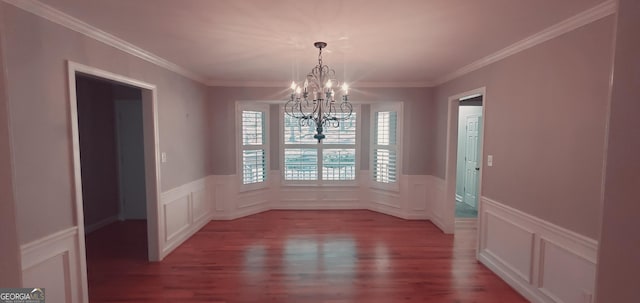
[281,181,359,188]
[238,183,269,193]
[369,182,400,193]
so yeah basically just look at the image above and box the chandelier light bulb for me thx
[342,83,349,95]
[326,79,332,89]
[296,87,302,95]
[290,81,297,91]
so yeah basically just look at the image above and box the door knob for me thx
[475,167,480,171]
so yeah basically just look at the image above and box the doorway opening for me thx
[67,61,161,301]
[443,87,486,245]
[76,75,147,229]
[455,95,483,218]
[75,74,149,299]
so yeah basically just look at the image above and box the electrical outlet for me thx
[487,155,493,167]
[161,152,167,163]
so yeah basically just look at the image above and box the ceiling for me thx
[39,0,605,85]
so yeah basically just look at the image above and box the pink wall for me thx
[1,3,211,244]
[76,76,120,227]
[0,8,22,285]
[432,16,615,239]
[595,1,640,301]
[208,86,436,175]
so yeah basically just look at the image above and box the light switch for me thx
[487,155,493,167]
[161,152,167,163]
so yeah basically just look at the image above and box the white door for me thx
[115,99,147,220]
[463,115,482,208]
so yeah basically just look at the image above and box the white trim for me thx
[21,227,83,303]
[207,80,435,88]
[3,0,207,84]
[435,0,617,85]
[83,215,118,235]
[21,227,78,258]
[478,197,598,303]
[67,61,163,301]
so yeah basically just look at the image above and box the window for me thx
[239,104,269,188]
[371,104,401,188]
[283,109,358,183]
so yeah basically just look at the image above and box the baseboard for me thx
[429,214,448,232]
[478,251,548,303]
[21,226,85,303]
[84,215,118,234]
[478,197,598,303]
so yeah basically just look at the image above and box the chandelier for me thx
[285,42,353,142]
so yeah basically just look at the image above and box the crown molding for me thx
[355,81,435,88]
[206,80,291,88]
[434,0,617,86]
[206,80,435,88]
[3,0,616,89]
[3,0,208,84]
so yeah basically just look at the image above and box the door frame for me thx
[444,87,486,254]
[67,61,162,300]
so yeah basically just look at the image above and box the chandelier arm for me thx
[285,99,302,118]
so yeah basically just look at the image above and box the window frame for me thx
[370,102,403,192]
[280,104,361,186]
[236,102,270,192]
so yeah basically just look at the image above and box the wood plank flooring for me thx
[86,210,528,302]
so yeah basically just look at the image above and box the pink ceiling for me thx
[39,0,605,85]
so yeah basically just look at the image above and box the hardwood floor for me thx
[86,211,528,302]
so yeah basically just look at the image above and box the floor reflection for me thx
[282,235,357,300]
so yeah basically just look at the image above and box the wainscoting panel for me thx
[160,177,211,259]
[191,188,209,223]
[478,197,598,303]
[209,172,436,221]
[483,211,535,282]
[21,227,84,303]
[276,185,363,209]
[237,188,270,209]
[211,175,231,213]
[410,182,428,211]
[426,176,448,232]
[370,188,401,209]
[538,238,597,303]
[164,195,190,242]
